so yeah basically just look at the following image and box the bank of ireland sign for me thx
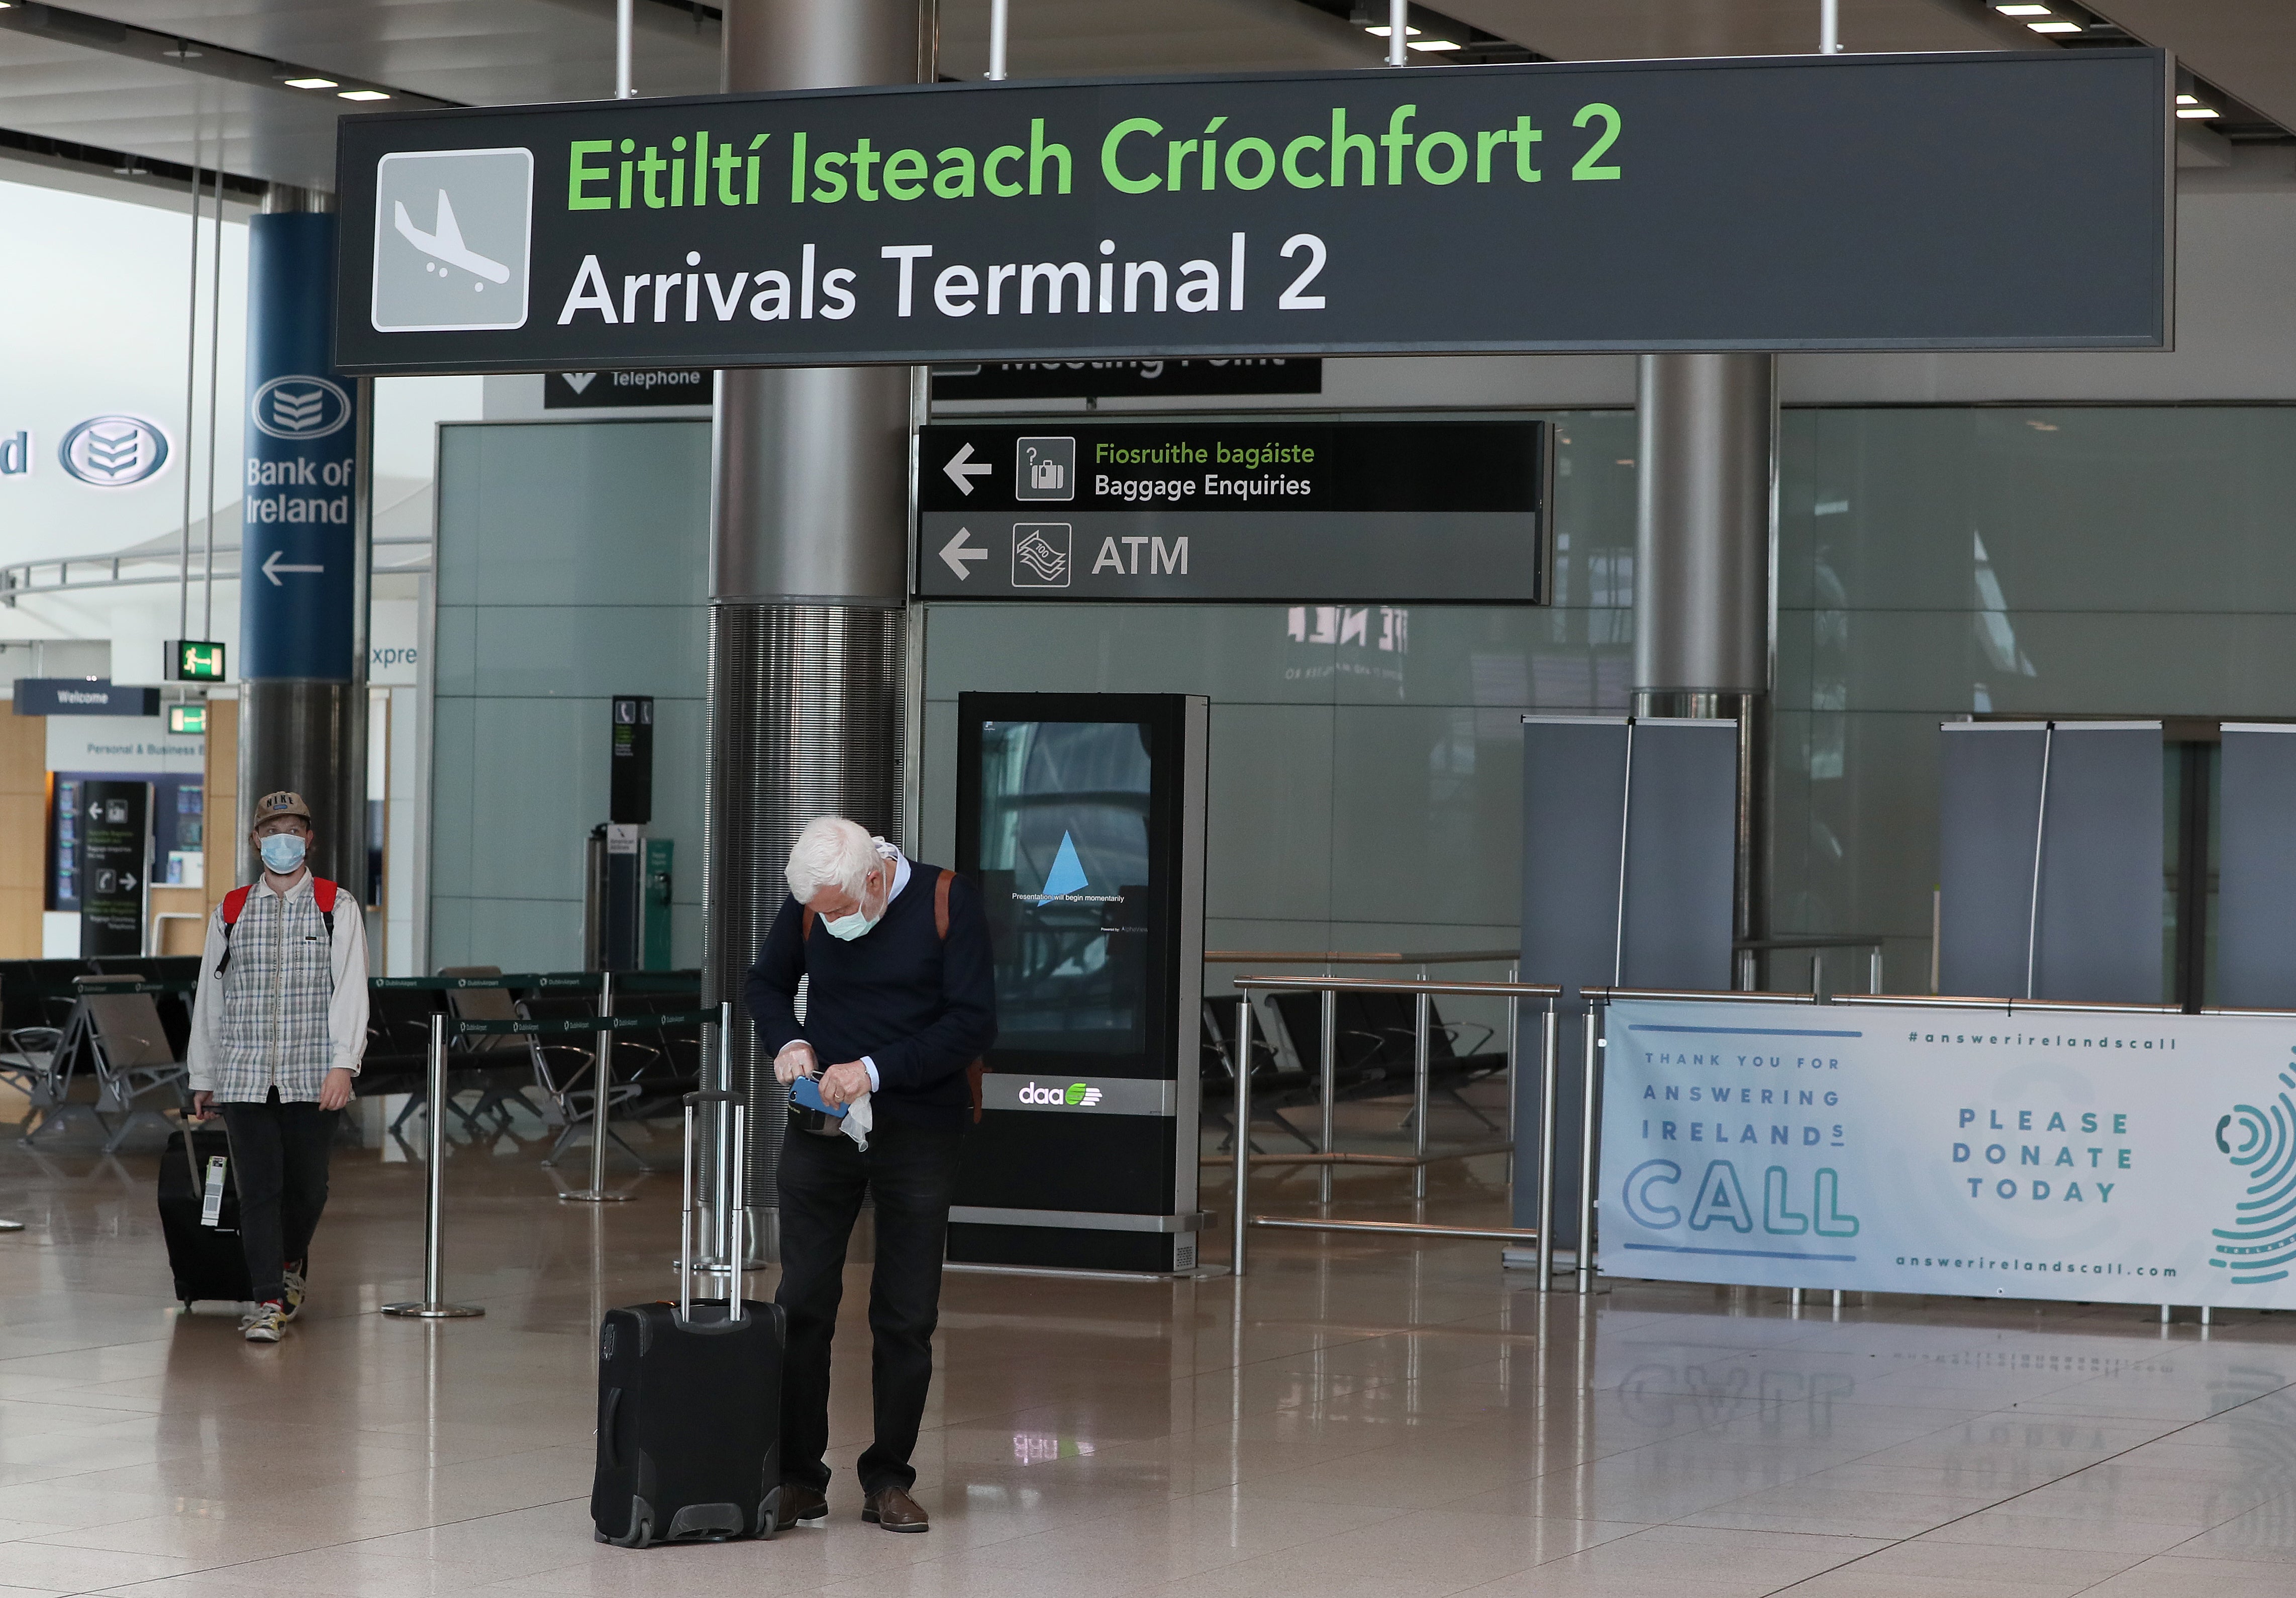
[1597,999,2296,1309]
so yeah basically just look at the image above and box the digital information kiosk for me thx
[949,693,1209,1274]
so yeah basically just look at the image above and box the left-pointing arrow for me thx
[939,527,988,580]
[262,549,325,586]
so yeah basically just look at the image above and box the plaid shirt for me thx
[186,873,369,1102]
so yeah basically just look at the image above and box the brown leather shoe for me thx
[776,1483,828,1530]
[861,1484,929,1532]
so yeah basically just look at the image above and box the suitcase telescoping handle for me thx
[681,1089,744,1323]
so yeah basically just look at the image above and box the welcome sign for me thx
[333,50,2170,375]
[1598,998,2296,1309]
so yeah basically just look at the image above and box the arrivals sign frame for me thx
[333,50,2171,376]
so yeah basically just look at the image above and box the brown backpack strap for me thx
[935,869,952,940]
[966,1060,986,1124]
[801,906,815,941]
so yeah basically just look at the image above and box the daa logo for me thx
[251,375,352,441]
[57,416,171,487]
[370,146,534,333]
[1017,1081,1105,1108]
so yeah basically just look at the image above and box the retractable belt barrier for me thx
[74,980,198,995]
[453,1011,715,1036]
[369,971,700,993]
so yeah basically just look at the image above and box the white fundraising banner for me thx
[1598,998,2296,1309]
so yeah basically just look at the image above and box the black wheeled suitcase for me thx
[157,1126,253,1308]
[590,1091,784,1547]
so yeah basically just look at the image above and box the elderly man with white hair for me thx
[745,815,995,1536]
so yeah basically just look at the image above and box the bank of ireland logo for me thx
[371,147,533,333]
[57,416,170,487]
[2212,1065,2296,1285]
[251,375,352,440]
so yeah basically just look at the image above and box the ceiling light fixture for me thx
[2027,19,2081,32]
[1408,38,1461,50]
[2177,106,2221,119]
[1363,24,1421,36]
[282,76,338,89]
[338,89,390,101]
[2176,93,2198,104]
[1994,4,2051,14]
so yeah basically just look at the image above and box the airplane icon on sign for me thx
[393,190,510,284]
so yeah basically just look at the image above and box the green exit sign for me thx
[167,704,207,735]
[169,640,226,681]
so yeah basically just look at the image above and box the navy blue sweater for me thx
[744,860,998,1130]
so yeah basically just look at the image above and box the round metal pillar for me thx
[708,0,930,1260]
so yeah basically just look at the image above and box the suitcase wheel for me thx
[757,1486,781,1542]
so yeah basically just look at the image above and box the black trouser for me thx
[775,1118,964,1496]
[218,1090,337,1304]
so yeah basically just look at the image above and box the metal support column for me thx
[709,0,932,1266]
[1634,352,1776,977]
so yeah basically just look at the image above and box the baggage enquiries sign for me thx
[1599,999,2296,1310]
[917,419,1544,601]
[333,50,2169,375]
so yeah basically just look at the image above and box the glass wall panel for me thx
[431,421,710,972]
[1774,406,2296,992]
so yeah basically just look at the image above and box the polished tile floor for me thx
[5,1101,2296,1598]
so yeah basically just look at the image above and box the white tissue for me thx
[841,1090,872,1151]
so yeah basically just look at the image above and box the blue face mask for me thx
[259,833,308,873]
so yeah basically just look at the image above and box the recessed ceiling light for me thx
[2177,106,2221,119]
[2027,19,2081,31]
[282,76,338,89]
[1994,4,2051,13]
[338,89,391,101]
[2176,93,2198,104]
[1408,38,1461,50]
[1363,24,1421,36]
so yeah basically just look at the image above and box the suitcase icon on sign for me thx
[1015,436,1075,502]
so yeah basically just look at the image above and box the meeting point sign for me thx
[333,50,2169,377]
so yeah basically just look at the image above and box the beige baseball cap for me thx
[251,790,312,824]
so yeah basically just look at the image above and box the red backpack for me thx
[215,877,339,976]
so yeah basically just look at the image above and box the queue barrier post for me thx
[561,968,633,1204]
[381,1013,484,1319]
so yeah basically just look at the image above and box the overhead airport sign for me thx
[334,50,2170,376]
[917,419,1545,601]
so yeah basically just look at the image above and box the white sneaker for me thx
[243,1302,287,1343]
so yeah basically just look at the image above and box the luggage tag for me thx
[200,1156,229,1227]
[789,1073,846,1119]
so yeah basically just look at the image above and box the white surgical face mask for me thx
[822,909,878,941]
[259,833,308,873]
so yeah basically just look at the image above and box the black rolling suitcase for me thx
[157,1125,253,1309]
[591,1091,784,1547]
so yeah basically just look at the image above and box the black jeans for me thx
[775,1118,964,1495]
[218,1091,337,1304]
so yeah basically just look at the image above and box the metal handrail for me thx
[1831,992,2183,1016]
[1734,935,1887,997]
[1225,973,1560,1276]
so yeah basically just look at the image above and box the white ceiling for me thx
[0,0,2287,192]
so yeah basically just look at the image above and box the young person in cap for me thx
[186,791,368,1343]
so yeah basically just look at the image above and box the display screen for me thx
[975,719,1154,1063]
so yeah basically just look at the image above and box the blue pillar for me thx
[235,196,367,888]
